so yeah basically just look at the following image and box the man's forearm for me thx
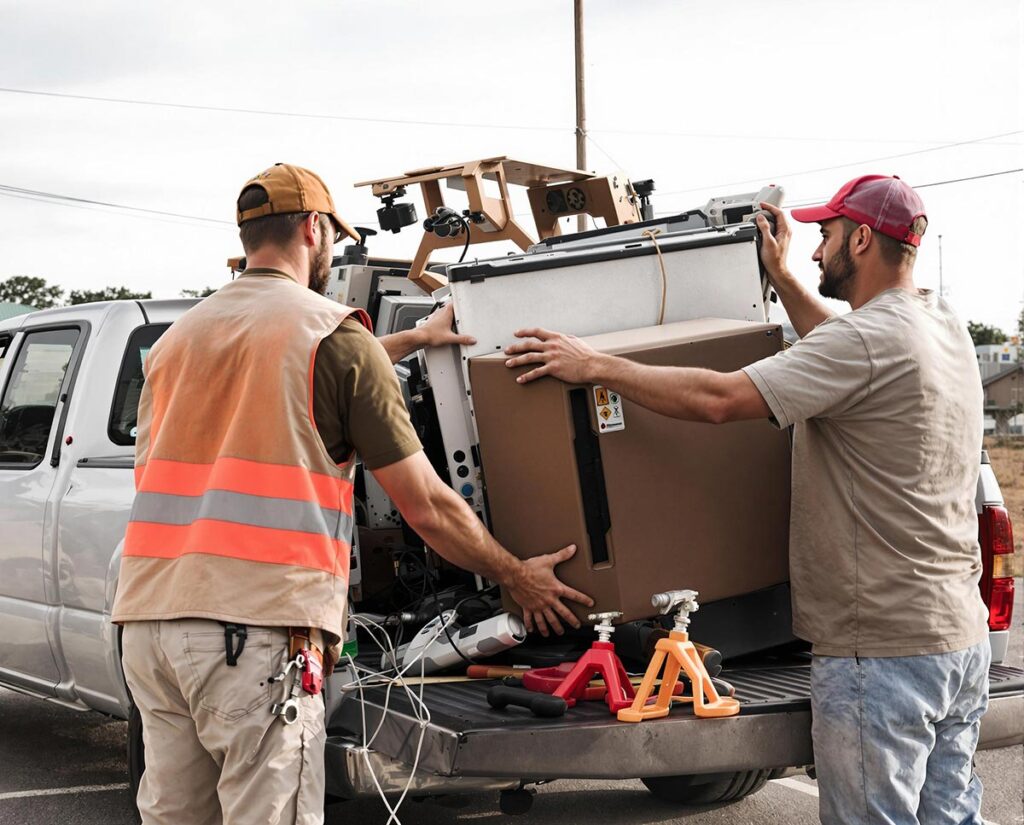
[590,356,728,423]
[379,328,426,364]
[409,484,523,588]
[770,271,835,338]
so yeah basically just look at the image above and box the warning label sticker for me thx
[593,385,625,433]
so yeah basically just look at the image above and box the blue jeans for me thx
[811,641,990,825]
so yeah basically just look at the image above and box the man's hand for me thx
[505,544,594,636]
[419,303,476,349]
[755,201,794,288]
[504,328,601,384]
[379,303,476,363]
[373,452,593,637]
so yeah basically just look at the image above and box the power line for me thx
[655,130,1024,199]
[0,86,571,133]
[914,168,1022,189]
[0,182,386,231]
[590,126,1023,148]
[0,189,237,231]
[584,133,626,171]
[5,86,1020,150]
[655,168,1024,216]
[0,183,233,226]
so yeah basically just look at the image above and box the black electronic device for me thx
[377,187,418,234]
[632,179,656,221]
[423,206,464,238]
[335,227,377,267]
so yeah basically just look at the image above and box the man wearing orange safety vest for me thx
[111,163,593,825]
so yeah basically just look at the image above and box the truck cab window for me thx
[109,324,169,446]
[0,328,80,466]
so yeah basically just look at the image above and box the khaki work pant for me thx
[122,619,326,825]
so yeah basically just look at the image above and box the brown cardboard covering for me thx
[470,318,791,624]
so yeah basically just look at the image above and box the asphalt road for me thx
[1,586,1021,825]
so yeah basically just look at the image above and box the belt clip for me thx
[224,623,248,667]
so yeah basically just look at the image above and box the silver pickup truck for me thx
[1,291,1022,814]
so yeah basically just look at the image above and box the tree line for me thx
[968,312,1024,347]
[0,276,216,309]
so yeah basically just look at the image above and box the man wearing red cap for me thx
[506,175,989,824]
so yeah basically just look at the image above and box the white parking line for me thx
[0,783,130,801]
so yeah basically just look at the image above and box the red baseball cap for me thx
[791,175,927,247]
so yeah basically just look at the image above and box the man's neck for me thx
[244,247,309,288]
[847,265,917,310]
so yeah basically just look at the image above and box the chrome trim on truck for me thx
[331,666,1024,784]
[327,692,1022,787]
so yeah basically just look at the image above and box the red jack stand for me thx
[550,612,635,713]
[619,590,740,723]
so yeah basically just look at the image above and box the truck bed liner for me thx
[329,664,1024,780]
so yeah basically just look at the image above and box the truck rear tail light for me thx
[978,505,1015,633]
[988,578,1015,630]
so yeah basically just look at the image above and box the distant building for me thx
[982,363,1024,435]
[0,302,36,322]
[976,340,1020,380]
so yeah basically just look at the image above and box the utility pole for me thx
[574,0,587,232]
[938,234,944,297]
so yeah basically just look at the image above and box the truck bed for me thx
[327,664,1024,783]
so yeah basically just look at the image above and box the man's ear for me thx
[301,212,319,247]
[851,224,873,256]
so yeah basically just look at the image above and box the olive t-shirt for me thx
[240,269,421,469]
[312,316,422,469]
[742,288,988,658]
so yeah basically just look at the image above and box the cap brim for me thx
[790,204,842,224]
[331,213,360,242]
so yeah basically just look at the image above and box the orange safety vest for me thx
[111,272,371,653]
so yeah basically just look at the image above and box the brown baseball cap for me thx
[236,163,359,242]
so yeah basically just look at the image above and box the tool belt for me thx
[287,627,328,675]
[219,623,328,676]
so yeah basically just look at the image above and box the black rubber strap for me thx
[570,389,611,565]
[223,624,247,667]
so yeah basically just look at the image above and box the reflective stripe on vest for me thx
[125,456,354,576]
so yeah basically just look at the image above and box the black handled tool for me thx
[487,685,567,718]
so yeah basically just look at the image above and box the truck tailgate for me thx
[328,664,1024,780]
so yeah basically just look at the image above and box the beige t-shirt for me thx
[743,288,988,657]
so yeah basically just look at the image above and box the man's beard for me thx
[818,239,856,301]
[308,226,333,295]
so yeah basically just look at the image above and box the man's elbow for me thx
[704,372,766,424]
[400,499,440,537]
[707,372,770,424]
[704,395,732,425]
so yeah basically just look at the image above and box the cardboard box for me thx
[470,318,791,623]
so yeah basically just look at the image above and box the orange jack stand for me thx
[618,590,740,723]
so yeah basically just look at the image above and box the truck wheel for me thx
[127,704,146,803]
[641,769,772,804]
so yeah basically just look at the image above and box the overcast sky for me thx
[1,0,1021,331]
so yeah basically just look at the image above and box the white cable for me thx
[353,613,455,749]
[342,611,460,825]
[362,625,441,825]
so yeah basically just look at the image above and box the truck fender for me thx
[103,537,132,717]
